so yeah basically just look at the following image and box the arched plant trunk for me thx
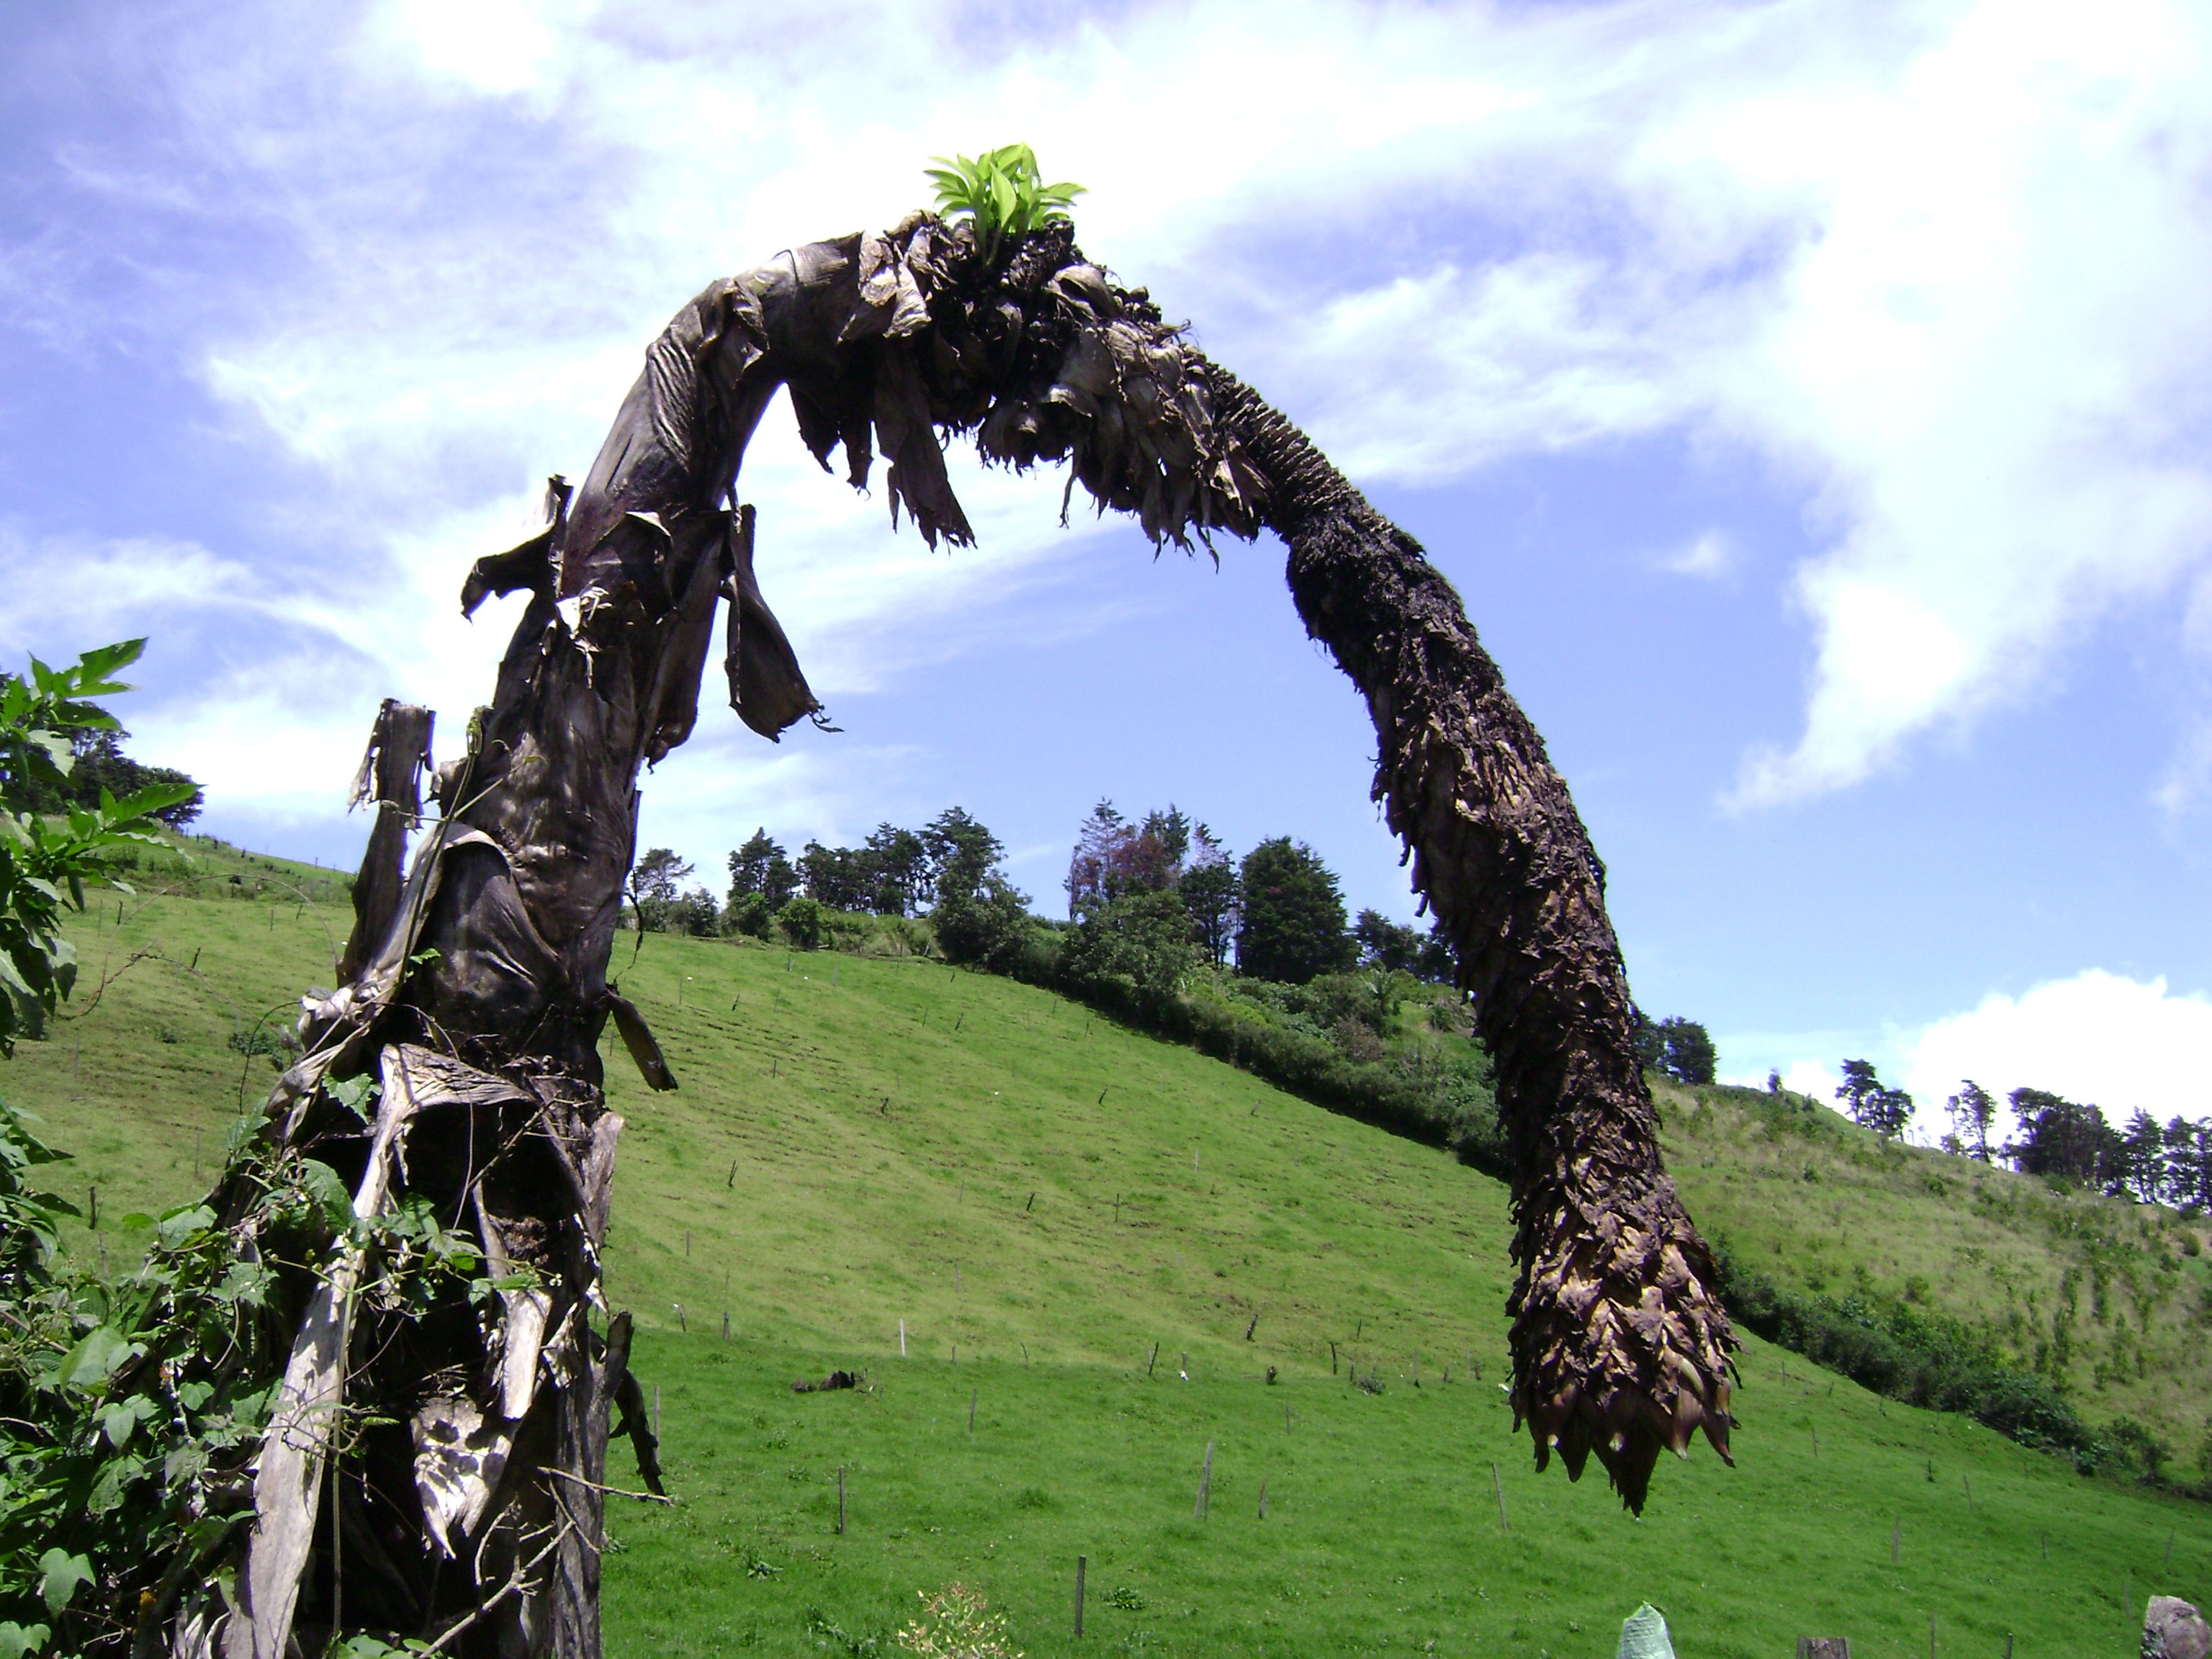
[183,208,1731,1659]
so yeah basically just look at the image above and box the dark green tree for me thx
[920,806,1003,907]
[2121,1108,2167,1203]
[863,822,931,915]
[1235,837,1354,985]
[2008,1087,2118,1185]
[1353,907,1456,983]
[799,839,873,910]
[1059,887,1196,1004]
[12,727,203,829]
[727,827,799,907]
[1655,1018,1716,1087]
[629,846,694,930]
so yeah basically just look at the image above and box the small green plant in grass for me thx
[896,1583,1019,1659]
[925,145,1084,266]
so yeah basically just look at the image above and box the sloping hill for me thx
[1657,1081,2212,1468]
[6,866,2211,1655]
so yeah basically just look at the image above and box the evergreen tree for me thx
[2008,1087,2120,1187]
[2121,1109,2167,1203]
[863,822,930,915]
[1235,836,1354,985]
[919,808,1031,969]
[727,827,799,906]
[798,839,873,910]
[921,806,1004,907]
[1655,1018,1716,1087]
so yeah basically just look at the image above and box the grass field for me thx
[1655,1081,2212,1465]
[6,846,2211,1654]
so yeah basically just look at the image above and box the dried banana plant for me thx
[179,204,1731,1659]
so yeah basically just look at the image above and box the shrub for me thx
[1057,889,1195,1007]
[932,876,1039,974]
[1705,1242,2165,1475]
[775,895,832,950]
[724,891,775,940]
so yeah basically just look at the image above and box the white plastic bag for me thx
[1618,1602,1676,1659]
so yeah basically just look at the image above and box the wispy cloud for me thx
[6,0,2211,858]
[1656,530,1732,579]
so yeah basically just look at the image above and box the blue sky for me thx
[6,0,2212,1134]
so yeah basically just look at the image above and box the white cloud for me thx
[1900,968,2212,1128]
[1657,530,1732,579]
[14,0,2212,837]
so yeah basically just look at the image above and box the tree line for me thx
[629,797,1465,989]
[1829,1058,2212,1210]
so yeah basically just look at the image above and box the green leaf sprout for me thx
[925,144,1084,265]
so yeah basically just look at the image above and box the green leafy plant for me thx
[925,145,1084,264]
[0,639,196,1053]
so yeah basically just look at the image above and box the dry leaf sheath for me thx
[188,208,1731,1659]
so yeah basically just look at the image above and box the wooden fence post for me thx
[1195,1439,1214,1519]
[1147,1341,1157,1376]
[1257,1476,1268,1521]
[969,1388,978,1434]
[837,1465,846,1535]
[1491,1462,1508,1534]
[900,1318,907,1357]
[1074,1556,1086,1637]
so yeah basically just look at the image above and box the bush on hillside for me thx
[725,890,775,939]
[1707,1241,2158,1477]
[775,894,832,950]
[1058,889,1195,1003]
[932,875,1040,974]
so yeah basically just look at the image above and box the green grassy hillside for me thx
[1657,1080,2212,1470]
[5,858,2211,1655]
